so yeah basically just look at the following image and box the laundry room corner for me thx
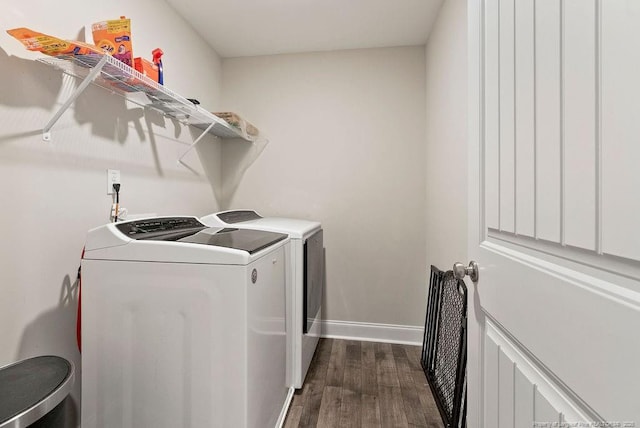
[0,0,227,425]
[219,47,429,340]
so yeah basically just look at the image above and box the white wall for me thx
[0,1,222,425]
[221,47,427,328]
[424,0,468,271]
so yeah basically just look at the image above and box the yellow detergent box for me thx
[92,16,133,67]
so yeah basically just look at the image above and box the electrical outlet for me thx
[107,169,121,195]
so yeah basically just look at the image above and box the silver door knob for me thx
[453,261,479,282]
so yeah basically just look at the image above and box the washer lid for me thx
[179,228,287,254]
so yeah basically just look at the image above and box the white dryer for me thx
[201,210,323,389]
[81,216,290,428]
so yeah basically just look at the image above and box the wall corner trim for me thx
[320,319,424,346]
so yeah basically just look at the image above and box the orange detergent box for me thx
[134,57,159,82]
[6,28,103,57]
[91,16,133,67]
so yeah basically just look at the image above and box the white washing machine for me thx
[81,216,290,428]
[201,210,323,389]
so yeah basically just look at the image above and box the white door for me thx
[467,0,640,427]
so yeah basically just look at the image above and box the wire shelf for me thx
[37,53,247,140]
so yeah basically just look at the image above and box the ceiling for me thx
[165,0,444,58]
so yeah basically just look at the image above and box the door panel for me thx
[534,389,561,425]
[601,0,640,261]
[563,0,597,251]
[485,0,501,230]
[497,348,514,427]
[484,321,592,426]
[469,0,640,425]
[499,0,515,233]
[480,243,640,421]
[534,0,562,243]
[514,367,534,428]
[514,0,536,238]
[483,337,499,428]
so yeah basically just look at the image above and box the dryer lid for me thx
[201,210,321,239]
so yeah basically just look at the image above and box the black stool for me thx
[0,356,75,428]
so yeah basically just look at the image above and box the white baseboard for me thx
[276,387,294,428]
[321,319,424,346]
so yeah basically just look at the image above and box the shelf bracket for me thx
[177,121,217,169]
[42,55,109,141]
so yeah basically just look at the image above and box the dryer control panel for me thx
[216,210,263,224]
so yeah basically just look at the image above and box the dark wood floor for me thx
[284,338,444,428]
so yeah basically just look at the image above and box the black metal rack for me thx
[421,265,467,428]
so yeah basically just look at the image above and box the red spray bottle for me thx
[152,48,163,85]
